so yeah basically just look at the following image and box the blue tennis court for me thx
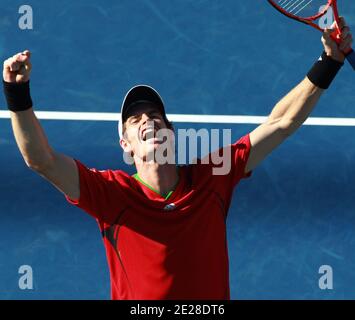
[0,0,354,299]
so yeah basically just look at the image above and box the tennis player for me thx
[3,18,352,300]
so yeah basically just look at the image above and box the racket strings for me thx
[279,0,314,15]
[275,0,325,17]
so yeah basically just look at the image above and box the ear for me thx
[120,138,133,154]
[120,138,135,165]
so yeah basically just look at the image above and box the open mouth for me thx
[141,127,158,142]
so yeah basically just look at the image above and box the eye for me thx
[129,117,139,124]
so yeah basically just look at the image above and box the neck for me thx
[135,162,179,197]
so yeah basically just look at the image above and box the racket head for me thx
[268,0,355,70]
[268,0,333,22]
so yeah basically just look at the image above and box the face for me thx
[120,103,175,164]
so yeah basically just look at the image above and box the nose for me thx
[141,113,150,122]
[140,113,155,126]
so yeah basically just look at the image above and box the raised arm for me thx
[3,50,80,200]
[245,18,353,173]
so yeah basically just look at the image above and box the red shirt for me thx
[66,134,252,300]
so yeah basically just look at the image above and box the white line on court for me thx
[1,110,355,126]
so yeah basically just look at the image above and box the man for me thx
[3,18,352,299]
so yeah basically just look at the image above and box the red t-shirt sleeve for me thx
[230,134,252,185]
[195,133,252,188]
[65,160,126,224]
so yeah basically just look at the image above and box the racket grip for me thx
[346,49,355,70]
[330,31,355,70]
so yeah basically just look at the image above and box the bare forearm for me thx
[11,108,54,169]
[269,77,324,134]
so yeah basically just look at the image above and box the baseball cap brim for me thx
[118,85,167,139]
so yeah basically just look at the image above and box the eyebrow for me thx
[128,109,161,122]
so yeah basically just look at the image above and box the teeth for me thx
[142,128,156,141]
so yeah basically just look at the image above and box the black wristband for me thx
[307,51,344,89]
[3,80,33,112]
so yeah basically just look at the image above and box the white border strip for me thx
[1,110,355,126]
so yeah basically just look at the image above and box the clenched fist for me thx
[322,17,353,63]
[3,50,32,83]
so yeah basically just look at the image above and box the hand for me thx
[3,50,32,83]
[322,17,353,63]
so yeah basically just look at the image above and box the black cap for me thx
[119,85,168,139]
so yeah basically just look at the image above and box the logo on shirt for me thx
[164,203,176,211]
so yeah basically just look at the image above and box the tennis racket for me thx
[268,0,355,70]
